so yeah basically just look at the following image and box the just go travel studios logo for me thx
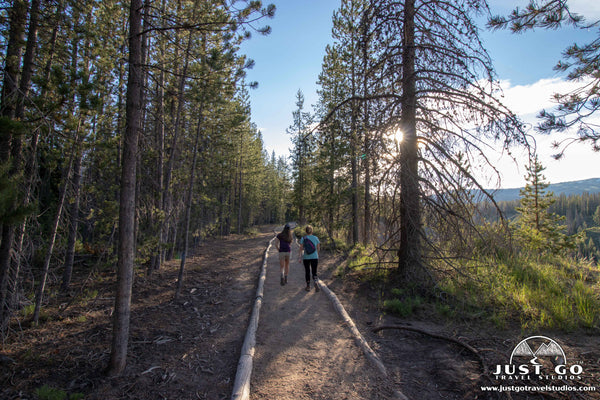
[493,336,585,381]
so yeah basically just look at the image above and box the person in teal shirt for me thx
[299,225,321,292]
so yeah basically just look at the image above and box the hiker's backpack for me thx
[303,237,316,255]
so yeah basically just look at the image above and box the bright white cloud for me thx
[486,77,600,188]
[498,78,582,117]
[499,76,600,131]
[488,0,600,20]
[569,0,600,21]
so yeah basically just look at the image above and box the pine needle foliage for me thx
[489,0,600,155]
[514,156,578,255]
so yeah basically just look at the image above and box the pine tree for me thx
[488,0,600,154]
[314,0,385,245]
[515,156,577,255]
[288,89,314,224]
[0,0,281,341]
[315,44,351,243]
[314,0,528,282]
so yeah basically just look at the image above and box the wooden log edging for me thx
[231,237,275,400]
[317,280,410,400]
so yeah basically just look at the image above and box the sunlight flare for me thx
[390,128,403,144]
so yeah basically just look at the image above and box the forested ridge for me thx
[2,0,600,392]
[489,177,600,202]
[489,191,600,262]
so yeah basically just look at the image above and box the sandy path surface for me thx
[250,241,397,400]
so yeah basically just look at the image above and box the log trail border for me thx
[317,280,409,400]
[230,236,274,400]
[231,235,409,400]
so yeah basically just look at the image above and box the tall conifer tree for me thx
[288,89,313,224]
[315,0,530,283]
[515,156,576,255]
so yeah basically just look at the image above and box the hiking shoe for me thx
[284,275,288,284]
[314,282,320,292]
[280,276,285,286]
[305,284,311,291]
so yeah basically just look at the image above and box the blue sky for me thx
[240,0,600,189]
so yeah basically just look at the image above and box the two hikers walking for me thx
[276,224,320,291]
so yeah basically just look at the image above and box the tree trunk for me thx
[15,0,40,120]
[350,17,360,245]
[0,0,28,333]
[5,0,51,332]
[0,0,26,124]
[361,18,371,246]
[150,0,167,274]
[363,134,371,246]
[397,0,422,276]
[328,131,336,244]
[107,0,143,376]
[161,29,193,264]
[168,217,178,260]
[237,132,244,234]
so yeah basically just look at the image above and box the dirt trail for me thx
[250,241,397,400]
[4,229,598,400]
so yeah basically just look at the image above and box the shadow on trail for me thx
[250,243,396,400]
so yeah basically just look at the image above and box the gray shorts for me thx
[278,252,290,260]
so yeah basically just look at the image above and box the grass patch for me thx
[20,303,51,323]
[21,303,35,318]
[34,385,83,400]
[384,295,423,317]
[434,302,455,319]
[343,245,393,283]
[438,254,600,330]
[243,227,260,236]
[79,288,98,305]
[333,237,598,330]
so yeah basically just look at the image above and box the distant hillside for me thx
[489,178,600,202]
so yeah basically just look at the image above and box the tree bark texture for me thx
[397,0,422,275]
[150,0,167,274]
[108,0,143,376]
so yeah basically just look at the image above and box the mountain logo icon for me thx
[509,336,566,365]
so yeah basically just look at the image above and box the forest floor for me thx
[1,226,599,399]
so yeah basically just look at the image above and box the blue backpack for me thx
[303,237,316,255]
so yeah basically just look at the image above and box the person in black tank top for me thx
[276,224,293,285]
